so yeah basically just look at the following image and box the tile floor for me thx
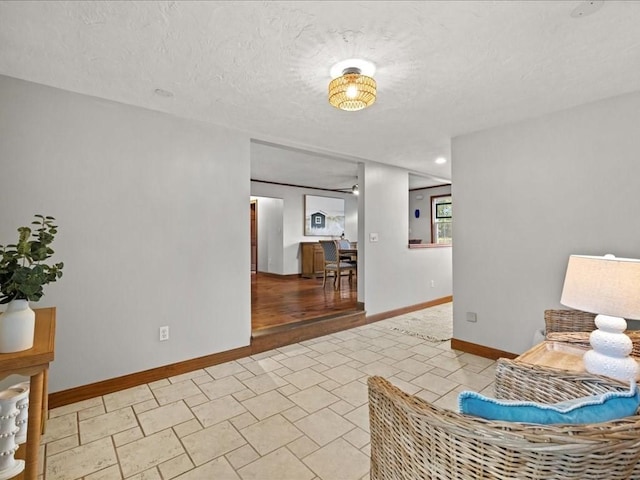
[38,304,496,480]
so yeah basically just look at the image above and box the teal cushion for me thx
[459,382,639,424]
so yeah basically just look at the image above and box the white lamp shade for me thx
[560,255,640,320]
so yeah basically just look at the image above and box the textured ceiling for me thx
[2,1,640,189]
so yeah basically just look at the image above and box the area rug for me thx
[382,303,453,342]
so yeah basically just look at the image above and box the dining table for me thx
[339,245,358,263]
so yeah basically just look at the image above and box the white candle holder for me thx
[8,383,30,445]
[0,388,25,479]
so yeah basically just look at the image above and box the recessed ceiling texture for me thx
[1,1,640,188]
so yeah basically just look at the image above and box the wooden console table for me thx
[0,307,55,480]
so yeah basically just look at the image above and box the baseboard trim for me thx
[49,345,252,409]
[50,311,368,409]
[50,296,453,409]
[450,338,517,360]
[256,271,300,279]
[365,296,453,324]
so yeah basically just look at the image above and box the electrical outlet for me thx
[159,326,169,341]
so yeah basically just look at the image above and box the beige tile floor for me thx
[38,304,496,480]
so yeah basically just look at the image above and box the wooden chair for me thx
[337,239,356,265]
[369,361,640,479]
[318,240,355,290]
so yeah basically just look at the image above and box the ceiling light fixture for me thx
[328,67,376,111]
[352,184,359,195]
[435,157,447,165]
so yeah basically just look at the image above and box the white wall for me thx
[409,185,452,243]
[362,163,453,314]
[0,76,251,392]
[452,90,640,355]
[251,196,284,273]
[250,182,357,275]
[251,167,453,311]
[0,74,454,393]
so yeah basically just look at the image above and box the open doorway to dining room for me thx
[249,194,359,333]
[249,140,361,335]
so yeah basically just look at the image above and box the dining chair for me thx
[318,240,356,290]
[337,239,356,265]
[338,239,351,249]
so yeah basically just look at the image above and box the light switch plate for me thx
[369,233,379,242]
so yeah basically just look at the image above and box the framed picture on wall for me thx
[304,194,345,236]
[435,202,452,219]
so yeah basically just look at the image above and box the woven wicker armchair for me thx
[368,359,640,479]
[544,308,597,334]
[545,309,640,357]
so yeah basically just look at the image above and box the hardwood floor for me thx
[251,272,359,331]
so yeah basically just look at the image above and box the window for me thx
[431,195,452,244]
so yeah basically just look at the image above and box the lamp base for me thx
[581,314,639,382]
[584,349,639,382]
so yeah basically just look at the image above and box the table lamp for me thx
[560,254,640,382]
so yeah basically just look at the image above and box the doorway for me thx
[250,200,257,273]
[249,196,358,333]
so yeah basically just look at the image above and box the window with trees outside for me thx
[431,195,452,244]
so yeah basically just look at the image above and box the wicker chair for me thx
[545,309,640,357]
[368,360,640,479]
[544,308,597,334]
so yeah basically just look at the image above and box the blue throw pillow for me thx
[459,382,639,424]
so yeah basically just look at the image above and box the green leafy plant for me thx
[0,215,64,304]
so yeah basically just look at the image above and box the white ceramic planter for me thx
[0,300,35,353]
[0,388,25,479]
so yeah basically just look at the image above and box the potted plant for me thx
[0,215,63,353]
